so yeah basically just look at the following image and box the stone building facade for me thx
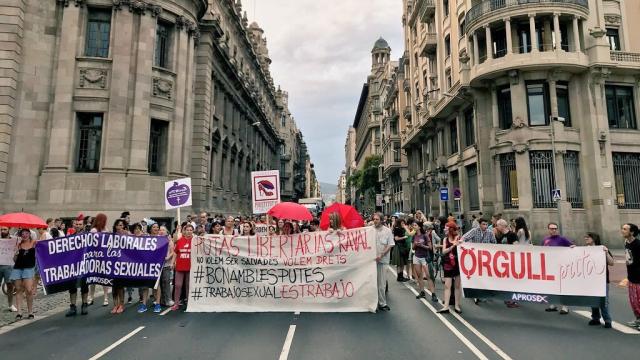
[397,0,640,244]
[0,0,312,221]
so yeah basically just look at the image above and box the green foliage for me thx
[347,155,382,197]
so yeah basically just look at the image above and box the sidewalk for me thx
[1,288,68,328]
[610,249,628,286]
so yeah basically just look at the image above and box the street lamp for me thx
[550,115,565,234]
[438,165,449,216]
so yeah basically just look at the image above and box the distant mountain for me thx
[319,182,337,196]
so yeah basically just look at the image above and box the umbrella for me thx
[319,203,364,230]
[0,212,48,229]
[267,202,313,221]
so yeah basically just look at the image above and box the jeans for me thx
[160,266,173,305]
[376,262,387,307]
[591,284,612,323]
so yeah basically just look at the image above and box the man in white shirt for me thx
[373,213,394,311]
[0,226,17,312]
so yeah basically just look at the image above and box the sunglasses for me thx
[549,227,558,230]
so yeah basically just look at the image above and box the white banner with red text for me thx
[457,243,606,307]
[186,227,377,312]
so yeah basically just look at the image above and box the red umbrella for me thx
[0,212,48,229]
[319,203,365,230]
[267,202,313,221]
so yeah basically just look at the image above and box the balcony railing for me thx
[611,51,640,63]
[466,0,589,31]
[419,32,437,56]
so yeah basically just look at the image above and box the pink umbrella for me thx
[267,202,313,221]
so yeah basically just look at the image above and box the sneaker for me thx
[431,293,438,302]
[626,319,640,328]
[65,304,77,317]
[171,304,180,311]
[127,296,133,304]
[9,305,17,312]
[559,307,569,315]
[27,314,34,320]
[168,300,175,306]
[545,306,558,312]
[15,313,22,320]
[153,303,161,313]
[473,298,480,305]
[81,303,88,315]
[588,319,601,326]
[103,299,109,307]
[137,304,148,313]
[604,322,612,329]
[416,290,426,299]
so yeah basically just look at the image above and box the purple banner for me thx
[35,232,169,294]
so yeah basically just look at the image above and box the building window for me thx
[148,120,168,175]
[155,21,172,69]
[463,109,475,147]
[446,69,452,90]
[613,153,640,209]
[76,113,103,172]
[497,85,512,130]
[563,151,583,208]
[606,28,620,51]
[500,153,519,209]
[443,0,449,17]
[526,81,550,126]
[467,164,479,211]
[556,82,572,127]
[606,85,636,129]
[529,151,556,208]
[393,142,401,162]
[209,137,218,185]
[85,8,111,58]
[390,120,398,135]
[518,25,532,53]
[445,35,451,57]
[281,115,286,128]
[449,120,458,154]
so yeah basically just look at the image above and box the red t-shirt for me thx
[174,236,192,272]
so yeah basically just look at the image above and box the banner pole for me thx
[177,207,181,231]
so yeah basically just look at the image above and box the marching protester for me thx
[173,224,192,311]
[89,213,110,307]
[156,225,175,312]
[460,218,496,244]
[437,222,462,314]
[0,226,17,312]
[221,216,239,236]
[514,217,531,245]
[392,218,409,282]
[66,217,89,317]
[412,222,437,302]
[11,229,37,320]
[111,219,128,314]
[584,232,613,328]
[496,219,519,308]
[622,223,640,329]
[373,213,394,312]
[543,222,574,314]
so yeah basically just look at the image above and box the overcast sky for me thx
[249,0,403,184]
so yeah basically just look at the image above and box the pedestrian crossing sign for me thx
[552,189,561,202]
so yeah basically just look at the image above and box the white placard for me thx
[187,227,378,312]
[0,238,16,266]
[164,178,192,210]
[251,170,280,214]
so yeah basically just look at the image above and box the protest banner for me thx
[457,243,607,307]
[251,170,280,214]
[0,238,16,266]
[35,232,169,294]
[187,227,377,312]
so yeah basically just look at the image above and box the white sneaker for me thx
[168,300,175,306]
[9,305,18,312]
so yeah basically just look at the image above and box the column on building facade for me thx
[514,151,533,210]
[127,13,156,173]
[529,14,538,53]
[45,4,84,170]
[572,16,581,52]
[505,18,513,55]
[473,32,479,65]
[553,13,561,51]
[171,25,195,176]
[485,25,492,61]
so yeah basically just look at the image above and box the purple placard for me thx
[35,232,168,294]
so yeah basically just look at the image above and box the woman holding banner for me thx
[156,226,175,311]
[111,219,128,314]
[89,214,109,307]
[437,222,462,314]
[585,232,613,328]
[172,224,193,311]
[11,229,36,320]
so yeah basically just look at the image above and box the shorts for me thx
[0,265,12,284]
[10,267,35,281]
[413,256,428,266]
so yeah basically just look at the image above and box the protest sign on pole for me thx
[35,233,169,294]
[187,227,377,312]
[251,170,280,214]
[0,238,16,266]
[165,177,192,229]
[457,243,607,307]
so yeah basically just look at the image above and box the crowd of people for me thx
[0,209,639,332]
[371,210,640,330]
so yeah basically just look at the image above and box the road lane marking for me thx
[88,326,145,360]
[388,267,489,360]
[159,307,172,316]
[278,325,297,360]
[573,310,640,334]
[294,311,300,315]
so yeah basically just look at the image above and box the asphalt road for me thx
[0,266,638,360]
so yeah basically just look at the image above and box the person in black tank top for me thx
[10,229,36,319]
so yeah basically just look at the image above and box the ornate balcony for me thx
[610,51,640,69]
[419,32,437,57]
[409,0,436,26]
